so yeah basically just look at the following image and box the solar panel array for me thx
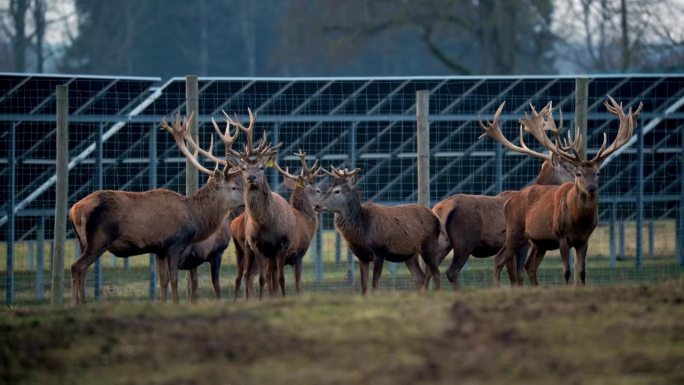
[1,73,683,304]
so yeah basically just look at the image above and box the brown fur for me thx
[69,173,243,305]
[180,207,243,302]
[433,157,572,289]
[316,179,438,295]
[495,169,599,286]
[235,177,320,300]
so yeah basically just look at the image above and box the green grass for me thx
[1,280,683,385]
[2,222,682,306]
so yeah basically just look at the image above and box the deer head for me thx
[314,166,362,213]
[273,149,324,202]
[223,108,283,191]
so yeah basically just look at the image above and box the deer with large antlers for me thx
[232,150,323,299]
[431,103,574,290]
[481,97,642,286]
[224,108,307,298]
[69,111,244,304]
[314,167,441,294]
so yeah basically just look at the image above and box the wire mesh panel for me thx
[1,74,683,304]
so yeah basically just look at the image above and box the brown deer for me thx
[481,97,642,286]
[224,108,301,298]
[180,206,243,302]
[69,111,243,305]
[432,102,574,289]
[232,150,323,300]
[314,167,440,294]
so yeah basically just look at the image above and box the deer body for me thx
[69,175,243,305]
[315,168,438,295]
[480,97,641,286]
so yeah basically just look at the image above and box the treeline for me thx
[1,0,682,78]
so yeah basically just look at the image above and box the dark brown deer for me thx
[180,206,243,302]
[224,108,302,298]
[432,102,574,289]
[481,97,642,286]
[314,167,440,294]
[232,150,323,300]
[69,111,243,305]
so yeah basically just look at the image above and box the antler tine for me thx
[591,96,643,163]
[160,111,217,176]
[518,102,583,165]
[227,108,256,156]
[212,113,240,161]
[479,101,552,162]
[272,160,298,181]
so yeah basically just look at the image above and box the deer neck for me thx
[186,179,226,239]
[245,181,277,226]
[290,187,316,221]
[568,184,599,223]
[334,196,368,243]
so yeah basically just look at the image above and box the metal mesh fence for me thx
[1,74,683,305]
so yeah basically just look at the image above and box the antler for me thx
[591,96,643,163]
[321,165,362,181]
[273,150,322,182]
[225,108,283,159]
[161,111,218,176]
[211,111,240,163]
[478,101,553,162]
[518,102,584,166]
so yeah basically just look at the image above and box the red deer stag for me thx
[224,108,302,298]
[431,102,574,289]
[481,97,642,286]
[232,150,323,299]
[314,167,441,294]
[69,111,243,305]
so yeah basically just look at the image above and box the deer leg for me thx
[156,255,169,303]
[423,256,441,291]
[210,254,221,300]
[371,256,384,292]
[167,253,181,304]
[294,259,303,294]
[445,249,469,291]
[404,256,425,291]
[515,243,531,286]
[559,239,572,285]
[359,259,370,295]
[187,268,199,304]
[525,247,547,286]
[70,244,107,305]
[256,254,270,299]
[492,247,508,288]
[575,242,588,285]
[276,257,286,297]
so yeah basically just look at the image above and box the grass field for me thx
[1,279,683,385]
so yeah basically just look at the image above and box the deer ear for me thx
[282,177,296,190]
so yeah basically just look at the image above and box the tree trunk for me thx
[10,0,29,72]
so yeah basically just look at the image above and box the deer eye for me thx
[334,189,341,194]
[315,188,321,194]
[258,165,264,170]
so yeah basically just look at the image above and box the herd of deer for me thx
[67,96,642,305]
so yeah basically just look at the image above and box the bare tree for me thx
[275,0,556,75]
[553,0,684,73]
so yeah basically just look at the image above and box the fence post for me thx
[573,78,588,282]
[679,131,684,268]
[416,90,430,208]
[94,122,103,300]
[51,85,68,307]
[6,114,16,305]
[610,202,617,269]
[36,216,45,299]
[148,124,157,300]
[346,123,357,285]
[648,219,654,258]
[636,115,644,268]
[185,75,199,196]
[315,220,323,283]
[495,144,503,193]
